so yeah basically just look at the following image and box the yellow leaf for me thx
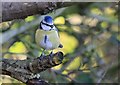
[25,16,35,22]
[67,14,83,25]
[66,56,81,70]
[54,16,65,25]
[9,42,27,53]
[54,32,78,54]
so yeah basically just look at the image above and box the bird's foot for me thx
[49,51,53,64]
[49,51,53,56]
[39,53,45,60]
[39,49,46,60]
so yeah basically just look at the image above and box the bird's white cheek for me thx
[41,24,51,31]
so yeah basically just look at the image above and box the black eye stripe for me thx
[41,21,54,28]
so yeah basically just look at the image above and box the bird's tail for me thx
[58,44,63,48]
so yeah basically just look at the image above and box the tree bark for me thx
[1,52,64,84]
[2,2,76,22]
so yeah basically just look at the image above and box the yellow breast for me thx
[35,29,60,50]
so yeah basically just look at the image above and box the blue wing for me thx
[54,26,60,37]
[54,26,63,48]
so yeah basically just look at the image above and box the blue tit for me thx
[35,16,63,56]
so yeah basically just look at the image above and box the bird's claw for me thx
[39,53,44,60]
[49,51,53,64]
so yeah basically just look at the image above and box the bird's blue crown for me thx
[44,16,53,23]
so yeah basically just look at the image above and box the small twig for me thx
[97,70,107,83]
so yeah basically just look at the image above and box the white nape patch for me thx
[52,26,56,30]
[40,35,53,50]
[43,20,53,25]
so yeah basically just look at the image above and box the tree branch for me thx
[2,2,76,22]
[0,7,66,45]
[1,51,64,84]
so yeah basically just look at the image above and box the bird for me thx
[35,16,63,58]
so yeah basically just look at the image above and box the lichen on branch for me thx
[1,51,64,84]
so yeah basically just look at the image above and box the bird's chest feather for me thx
[35,29,60,50]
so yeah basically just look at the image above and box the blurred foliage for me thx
[1,2,119,84]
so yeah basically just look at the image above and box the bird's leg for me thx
[49,51,53,57]
[40,49,45,59]
[49,51,53,63]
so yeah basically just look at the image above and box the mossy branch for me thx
[1,51,64,84]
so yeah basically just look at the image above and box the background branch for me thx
[2,2,77,22]
[0,7,66,45]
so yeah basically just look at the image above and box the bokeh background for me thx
[0,2,119,84]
